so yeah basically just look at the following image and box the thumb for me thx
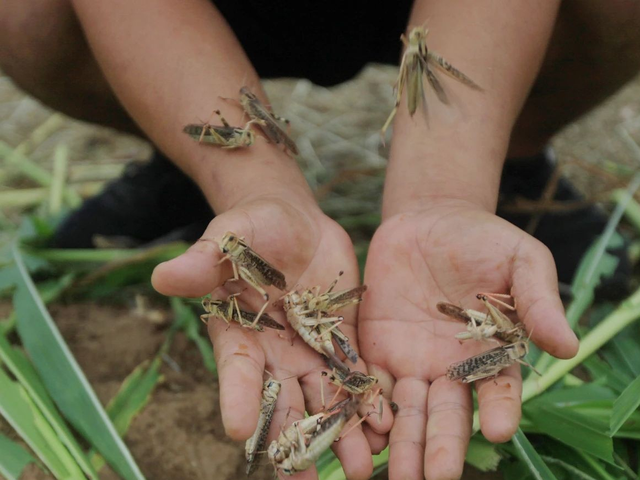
[151,210,256,297]
[511,236,579,359]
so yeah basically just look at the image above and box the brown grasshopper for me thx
[298,272,366,363]
[446,340,539,384]
[183,109,258,149]
[238,86,299,155]
[217,232,287,326]
[321,363,381,422]
[200,295,284,332]
[437,302,497,342]
[380,25,483,139]
[476,293,526,343]
[246,378,281,476]
[270,397,361,476]
[282,290,344,361]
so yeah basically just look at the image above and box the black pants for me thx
[214,0,413,86]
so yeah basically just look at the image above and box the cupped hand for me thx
[359,200,579,480]
[152,195,393,480]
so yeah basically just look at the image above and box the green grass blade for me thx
[171,298,217,375]
[11,242,145,480]
[511,428,558,480]
[539,455,599,480]
[465,436,502,472]
[610,375,640,437]
[0,368,83,479]
[524,405,613,463]
[0,433,37,480]
[0,336,99,479]
[90,357,164,471]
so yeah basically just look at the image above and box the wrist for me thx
[382,110,509,219]
[183,141,317,214]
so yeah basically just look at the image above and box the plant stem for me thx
[611,190,640,234]
[522,287,640,402]
[0,182,102,209]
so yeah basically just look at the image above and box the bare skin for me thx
[2,0,640,479]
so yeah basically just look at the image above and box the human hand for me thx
[152,195,393,480]
[359,199,579,480]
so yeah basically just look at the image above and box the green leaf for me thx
[583,356,634,394]
[0,368,83,479]
[90,357,163,471]
[171,298,216,375]
[610,375,640,437]
[524,404,614,463]
[0,433,37,480]
[0,336,98,479]
[511,428,558,480]
[11,242,145,480]
[465,436,501,472]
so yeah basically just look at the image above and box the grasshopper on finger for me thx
[238,86,299,155]
[200,295,285,332]
[380,25,483,140]
[476,293,526,343]
[217,232,287,327]
[183,109,258,149]
[246,378,281,476]
[446,340,539,383]
[270,398,361,476]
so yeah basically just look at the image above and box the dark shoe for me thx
[51,152,213,249]
[498,147,633,300]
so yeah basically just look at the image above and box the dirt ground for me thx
[1,61,640,480]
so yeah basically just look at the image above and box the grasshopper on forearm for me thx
[238,86,299,155]
[246,378,281,476]
[200,294,285,332]
[217,232,287,327]
[380,25,483,139]
[183,109,258,149]
[446,340,539,384]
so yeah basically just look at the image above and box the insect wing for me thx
[242,310,285,331]
[331,327,358,364]
[183,124,236,144]
[426,52,483,91]
[240,247,287,290]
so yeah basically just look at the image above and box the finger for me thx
[362,425,388,455]
[512,237,579,358]
[151,212,251,297]
[300,368,373,480]
[476,363,522,443]
[266,371,318,480]
[388,377,430,480]
[210,319,265,440]
[424,377,472,480]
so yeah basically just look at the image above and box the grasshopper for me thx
[321,364,381,421]
[270,398,361,476]
[217,232,287,326]
[238,86,299,155]
[437,302,497,342]
[380,25,483,139]
[246,378,281,476]
[446,340,539,383]
[476,294,525,344]
[282,290,344,361]
[183,109,257,148]
[200,295,284,332]
[267,398,352,467]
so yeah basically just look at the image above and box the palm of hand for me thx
[360,205,576,480]
[153,197,392,480]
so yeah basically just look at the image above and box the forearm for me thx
[70,0,315,214]
[383,0,560,218]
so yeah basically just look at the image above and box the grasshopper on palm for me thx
[238,86,299,155]
[446,340,539,383]
[217,232,287,327]
[437,302,497,342]
[183,109,258,149]
[246,378,281,475]
[200,295,285,332]
[381,25,483,139]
